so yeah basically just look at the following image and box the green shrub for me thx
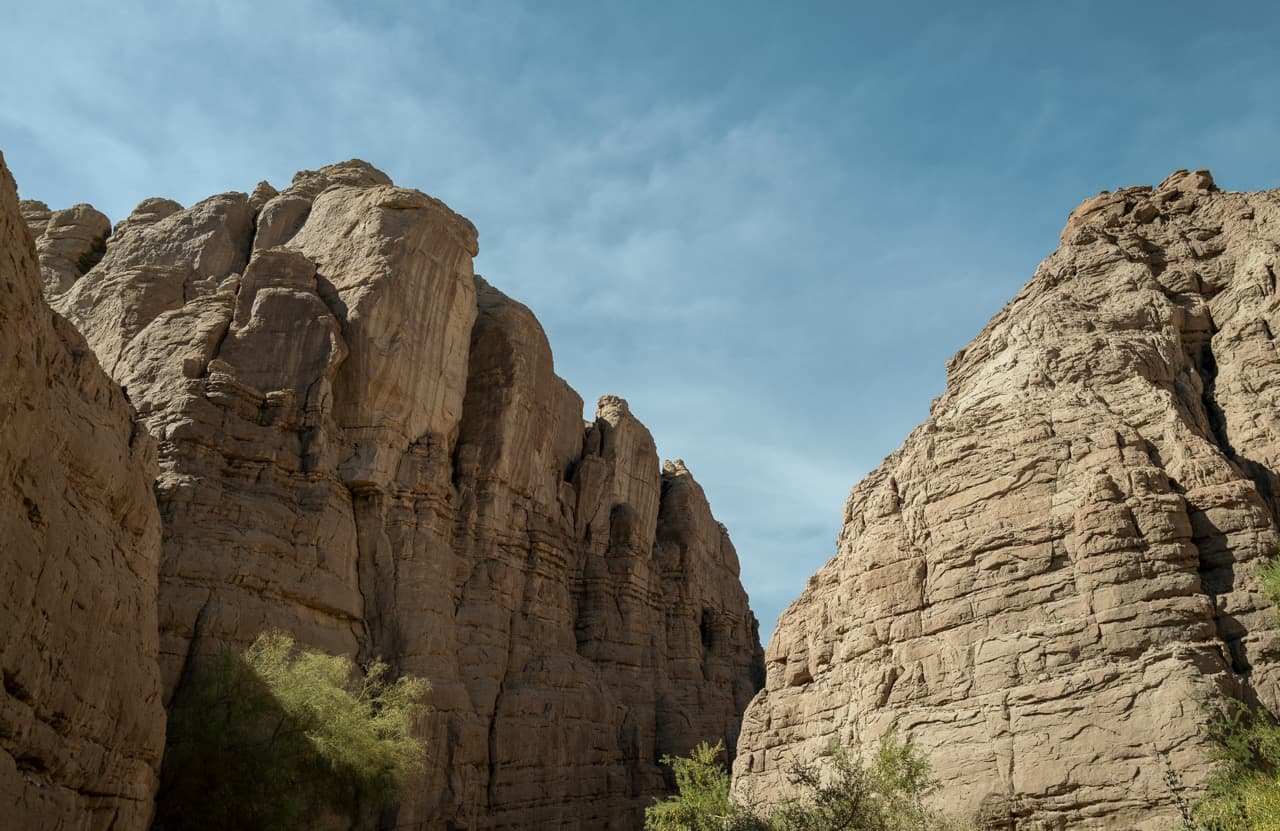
[646,741,761,831]
[646,729,972,831]
[1179,552,1280,830]
[1183,699,1280,830]
[154,631,428,831]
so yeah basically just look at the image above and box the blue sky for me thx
[4,1,1278,639]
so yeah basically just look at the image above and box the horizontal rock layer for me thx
[29,160,763,829]
[1,154,165,828]
[734,170,1280,830]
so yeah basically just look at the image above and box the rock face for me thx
[734,170,1280,829]
[1,156,165,827]
[20,198,111,295]
[33,160,763,829]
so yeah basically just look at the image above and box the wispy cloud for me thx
[5,0,1279,636]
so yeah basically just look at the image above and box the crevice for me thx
[314,273,349,323]
[14,751,49,774]
[486,609,517,811]
[350,486,401,669]
[1187,329,1280,526]
[1195,340,1236,460]
[198,292,238,378]
[169,590,214,709]
[3,669,32,704]
[75,231,107,277]
[699,608,717,652]
[1181,327,1280,683]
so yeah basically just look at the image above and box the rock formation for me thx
[25,160,763,829]
[20,198,111,296]
[1,154,165,828]
[733,170,1280,829]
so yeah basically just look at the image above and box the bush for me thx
[646,729,972,831]
[1183,696,1280,830]
[154,631,429,831]
[1180,554,1280,830]
[646,741,759,831]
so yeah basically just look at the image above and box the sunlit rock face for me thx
[1,153,165,829]
[30,159,763,829]
[733,170,1280,830]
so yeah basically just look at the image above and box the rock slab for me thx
[1,155,165,828]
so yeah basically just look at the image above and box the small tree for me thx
[646,741,761,831]
[155,631,429,831]
[645,730,972,831]
[771,728,965,831]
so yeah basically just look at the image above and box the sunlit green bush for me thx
[1179,555,1280,830]
[645,729,973,830]
[154,631,428,831]
[646,740,758,831]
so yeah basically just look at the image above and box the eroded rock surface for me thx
[34,161,762,829]
[20,198,111,295]
[733,170,1280,829]
[1,156,165,827]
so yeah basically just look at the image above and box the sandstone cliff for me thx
[27,160,763,829]
[733,170,1280,829]
[1,154,165,828]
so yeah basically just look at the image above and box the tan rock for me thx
[20,199,111,295]
[112,196,183,242]
[18,199,50,236]
[733,172,1280,829]
[44,161,762,829]
[0,153,165,828]
[248,180,277,213]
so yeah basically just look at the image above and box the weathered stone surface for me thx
[734,170,1280,829]
[112,197,183,243]
[37,161,762,829]
[1,155,165,828]
[20,198,111,295]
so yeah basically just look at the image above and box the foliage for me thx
[646,741,759,831]
[154,631,429,831]
[1177,552,1280,830]
[1177,698,1280,830]
[645,729,972,831]
[1260,556,1280,606]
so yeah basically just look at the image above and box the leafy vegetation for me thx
[645,729,972,831]
[1176,554,1280,830]
[154,631,429,831]
[1188,698,1280,829]
[645,741,748,830]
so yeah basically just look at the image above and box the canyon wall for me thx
[25,160,763,829]
[733,170,1280,829]
[1,154,165,828]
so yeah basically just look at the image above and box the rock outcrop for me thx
[29,160,762,829]
[19,198,111,295]
[1,155,165,827]
[733,170,1280,829]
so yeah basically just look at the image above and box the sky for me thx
[3,1,1279,640]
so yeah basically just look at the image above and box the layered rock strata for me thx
[1,155,165,828]
[734,170,1280,830]
[29,160,763,829]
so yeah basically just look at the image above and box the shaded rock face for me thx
[34,160,763,829]
[733,170,1280,829]
[1,156,165,827]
